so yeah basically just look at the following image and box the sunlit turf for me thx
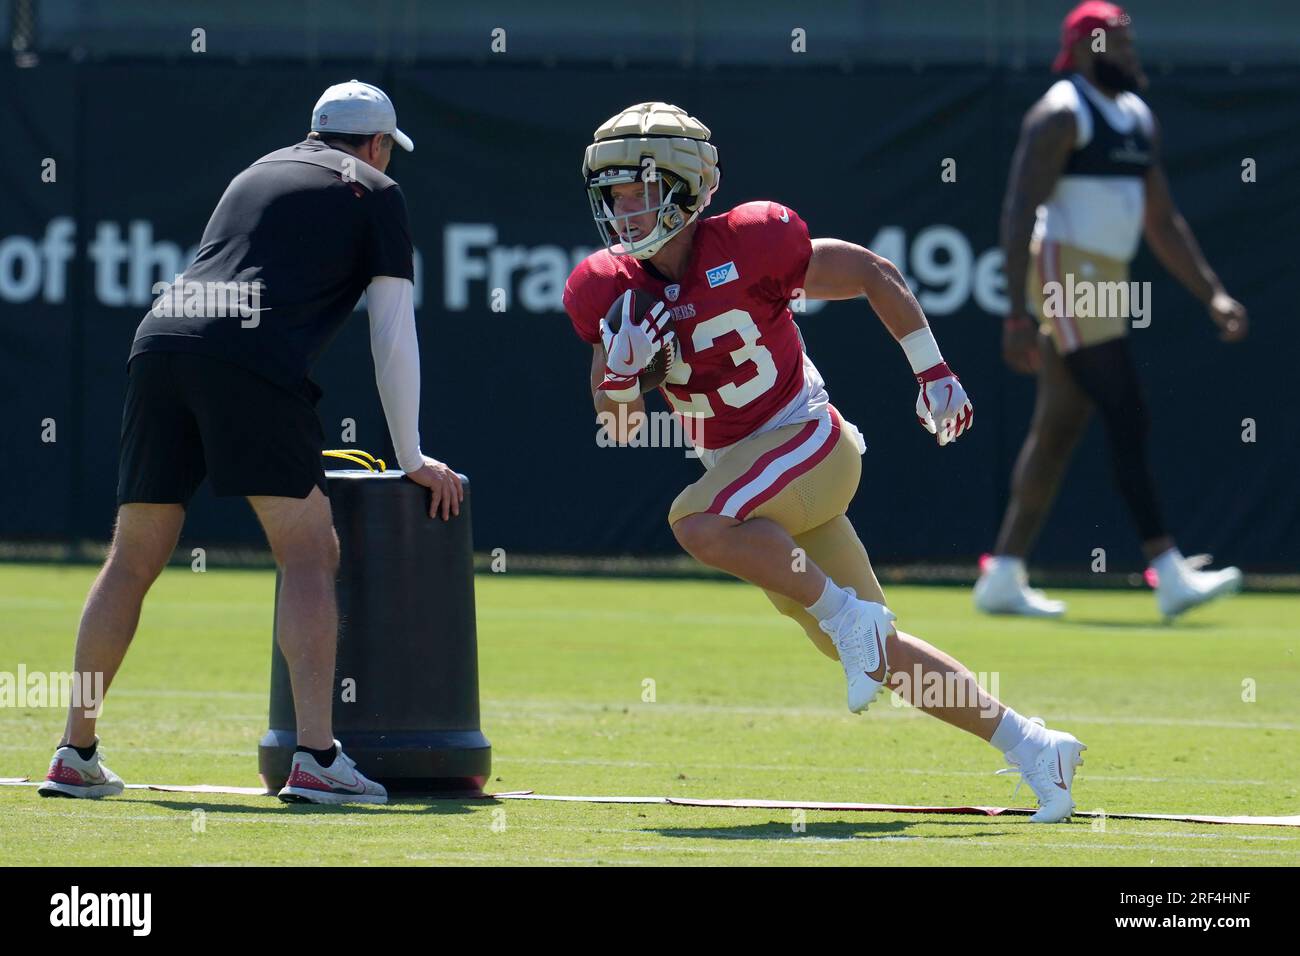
[2,565,1296,866]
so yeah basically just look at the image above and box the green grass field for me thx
[1,563,1297,866]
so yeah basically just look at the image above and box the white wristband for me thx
[602,381,641,404]
[900,327,944,374]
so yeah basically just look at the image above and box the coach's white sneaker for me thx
[1152,551,1242,620]
[998,725,1086,823]
[37,738,125,799]
[974,556,1066,618]
[278,740,387,806]
[819,591,894,713]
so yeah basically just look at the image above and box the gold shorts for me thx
[1030,238,1132,355]
[668,406,885,660]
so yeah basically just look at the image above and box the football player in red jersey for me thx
[564,102,1085,821]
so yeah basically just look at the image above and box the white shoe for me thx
[974,556,1066,618]
[37,738,125,799]
[1154,553,1242,619]
[997,723,1086,823]
[278,740,387,805]
[818,590,894,713]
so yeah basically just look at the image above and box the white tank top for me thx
[1032,75,1156,262]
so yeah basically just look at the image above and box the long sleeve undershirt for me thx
[366,276,424,473]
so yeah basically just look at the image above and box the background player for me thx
[564,101,1086,822]
[974,2,1248,620]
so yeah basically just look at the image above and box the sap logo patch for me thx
[705,261,739,289]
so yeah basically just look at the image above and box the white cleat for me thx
[974,557,1066,618]
[998,724,1087,823]
[818,590,895,713]
[278,740,387,806]
[37,738,126,799]
[1154,554,1243,620]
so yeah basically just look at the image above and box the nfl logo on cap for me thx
[310,79,415,152]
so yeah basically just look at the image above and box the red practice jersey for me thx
[564,200,829,453]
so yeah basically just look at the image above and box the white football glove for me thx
[915,362,973,446]
[597,292,674,402]
[600,294,673,377]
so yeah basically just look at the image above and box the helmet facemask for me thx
[582,103,721,260]
[587,164,694,260]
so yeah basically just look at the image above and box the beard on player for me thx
[1092,51,1148,93]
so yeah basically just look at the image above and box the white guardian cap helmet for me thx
[583,102,721,259]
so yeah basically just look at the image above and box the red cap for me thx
[1052,1,1130,73]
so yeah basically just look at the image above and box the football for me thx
[603,288,675,393]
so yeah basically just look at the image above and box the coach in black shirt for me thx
[39,80,458,806]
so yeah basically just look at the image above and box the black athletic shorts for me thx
[117,351,327,505]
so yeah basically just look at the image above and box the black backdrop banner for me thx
[2,60,1297,569]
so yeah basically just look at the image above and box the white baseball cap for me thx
[311,79,414,152]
